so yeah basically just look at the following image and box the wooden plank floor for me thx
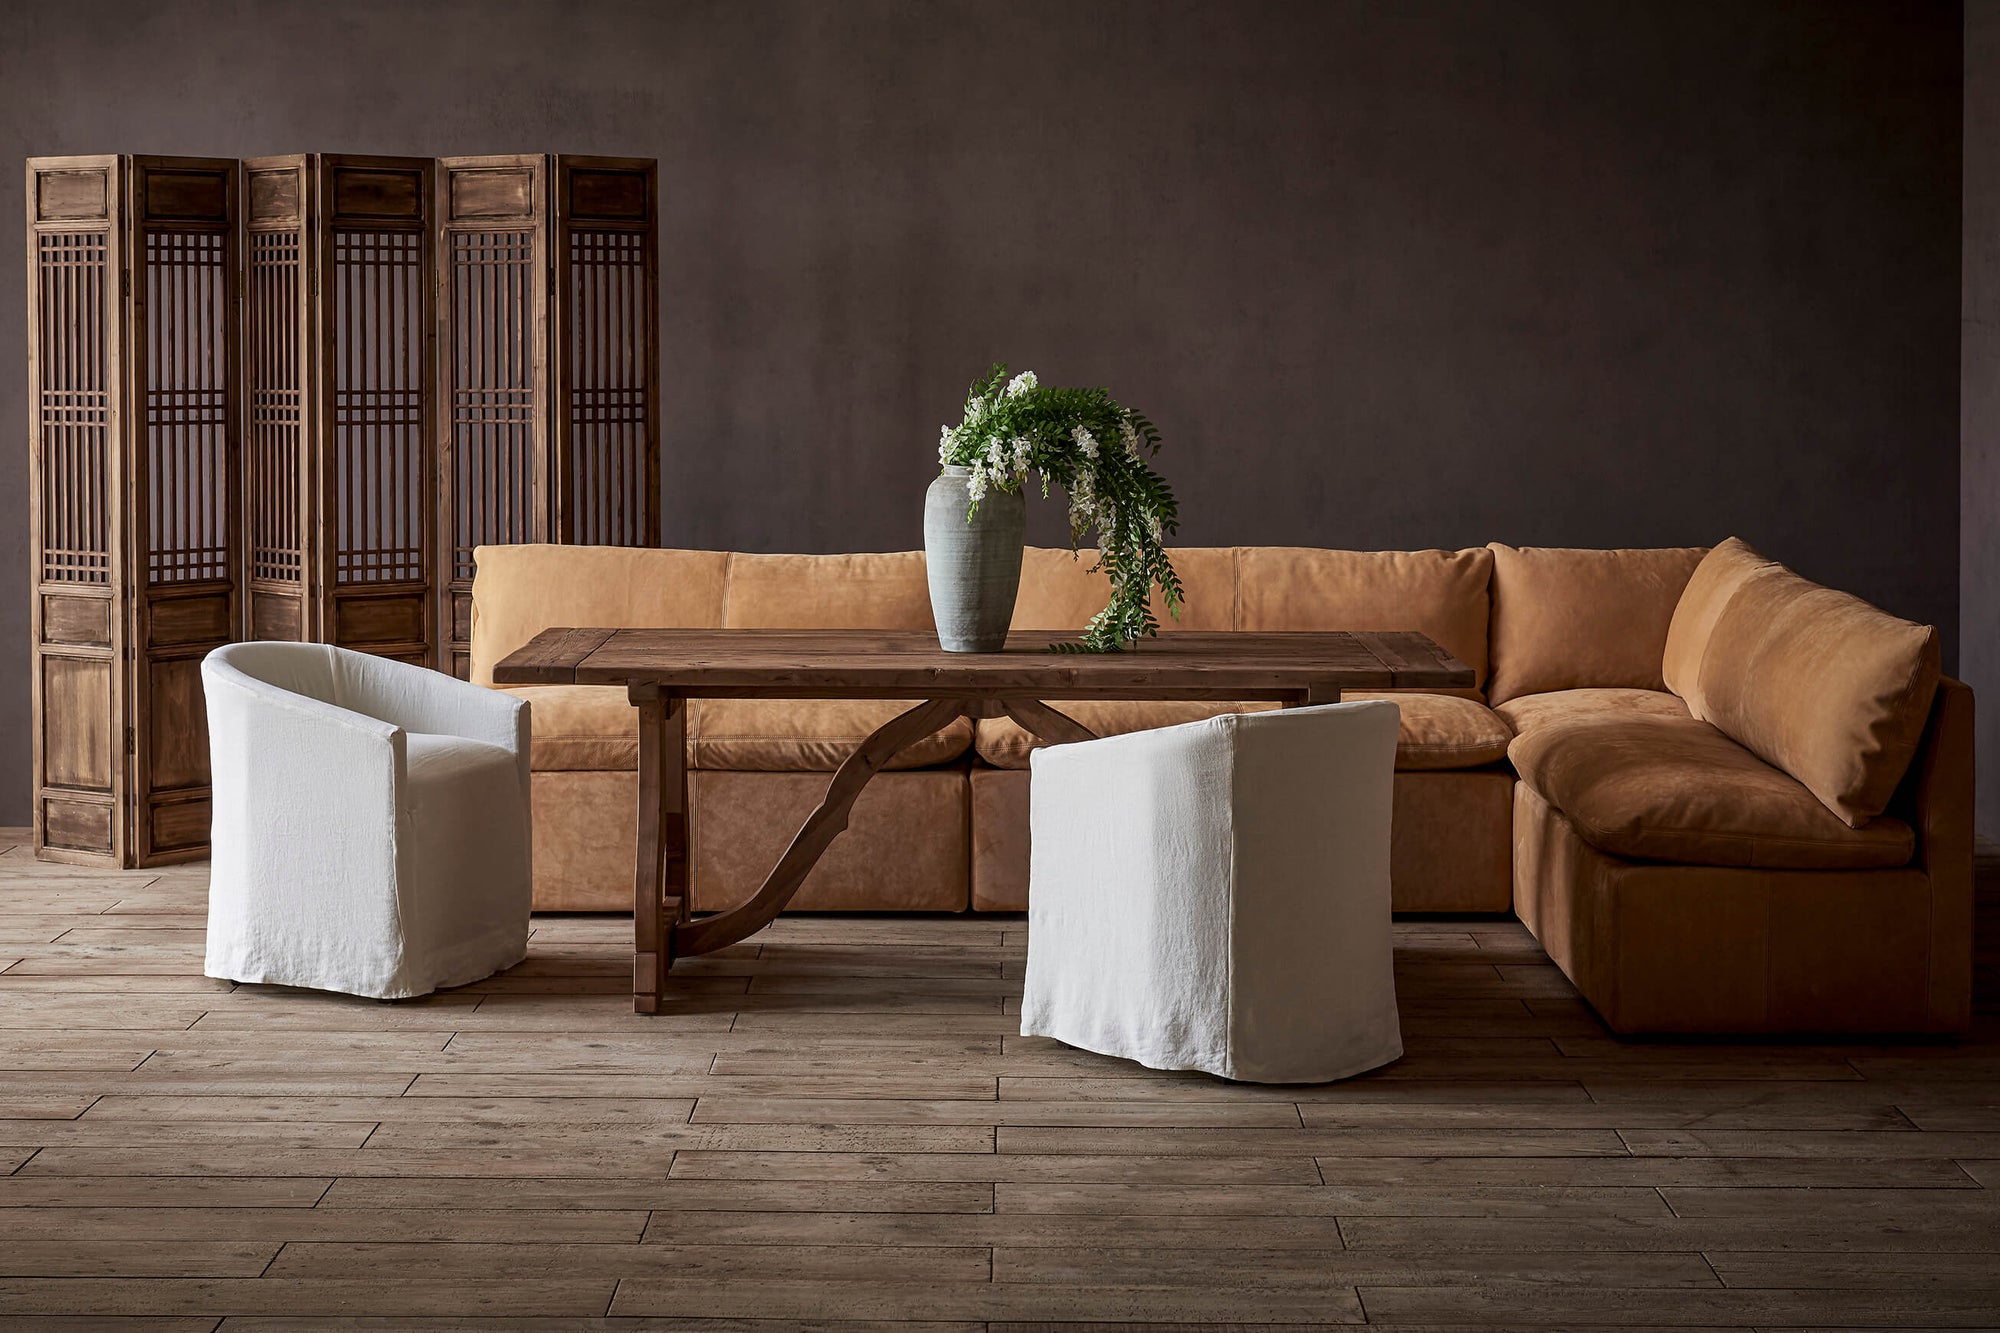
[0,828,1996,1329]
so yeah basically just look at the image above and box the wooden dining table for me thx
[493,628,1475,1013]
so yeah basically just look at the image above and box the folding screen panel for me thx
[435,155,658,677]
[242,154,436,665]
[241,156,312,645]
[26,155,239,866]
[27,156,126,864]
[437,154,550,678]
[553,156,660,554]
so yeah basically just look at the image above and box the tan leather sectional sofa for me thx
[471,538,1973,1036]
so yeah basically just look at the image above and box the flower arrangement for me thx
[936,365,1183,652]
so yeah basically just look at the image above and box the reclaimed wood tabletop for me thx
[493,628,1474,698]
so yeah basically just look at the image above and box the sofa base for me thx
[972,766,1515,913]
[528,770,638,912]
[1513,782,1962,1036]
[528,768,969,913]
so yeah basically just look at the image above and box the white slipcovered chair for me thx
[201,642,532,999]
[1020,699,1403,1083]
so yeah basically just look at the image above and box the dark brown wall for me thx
[1965,0,2000,839]
[1,0,1963,825]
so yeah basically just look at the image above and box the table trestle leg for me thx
[631,685,688,1014]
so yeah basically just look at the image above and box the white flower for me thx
[967,466,989,504]
[1011,436,1032,473]
[1119,418,1141,458]
[1073,425,1098,459]
[938,423,956,464]
[1005,370,1038,398]
[1068,495,1089,527]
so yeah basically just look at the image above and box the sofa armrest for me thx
[1901,676,1974,1031]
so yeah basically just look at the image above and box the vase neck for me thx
[940,464,972,477]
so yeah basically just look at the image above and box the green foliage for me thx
[937,364,1182,653]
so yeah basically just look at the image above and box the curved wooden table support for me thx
[673,697,974,958]
[492,628,1475,1013]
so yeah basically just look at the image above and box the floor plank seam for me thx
[255,1241,285,1279]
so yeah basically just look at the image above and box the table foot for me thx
[631,900,683,1013]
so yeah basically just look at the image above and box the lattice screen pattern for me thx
[27,156,240,868]
[438,155,659,677]
[240,155,438,664]
[29,153,659,863]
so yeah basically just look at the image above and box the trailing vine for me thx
[937,365,1183,652]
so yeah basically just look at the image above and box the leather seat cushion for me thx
[403,733,525,889]
[1495,687,1692,740]
[692,698,974,771]
[499,687,639,771]
[1508,710,1914,871]
[497,686,974,773]
[972,692,1512,772]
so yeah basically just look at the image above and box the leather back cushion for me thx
[724,551,934,629]
[1662,537,1779,707]
[1236,548,1494,690]
[1687,555,1940,828]
[469,545,730,686]
[1012,546,1237,632]
[1485,544,1707,705]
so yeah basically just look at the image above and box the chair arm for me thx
[329,650,530,761]
[202,650,402,752]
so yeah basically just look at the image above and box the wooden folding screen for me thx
[29,152,655,861]
[242,154,437,665]
[26,155,239,866]
[436,155,659,677]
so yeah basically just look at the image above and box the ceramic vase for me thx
[923,465,1025,652]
